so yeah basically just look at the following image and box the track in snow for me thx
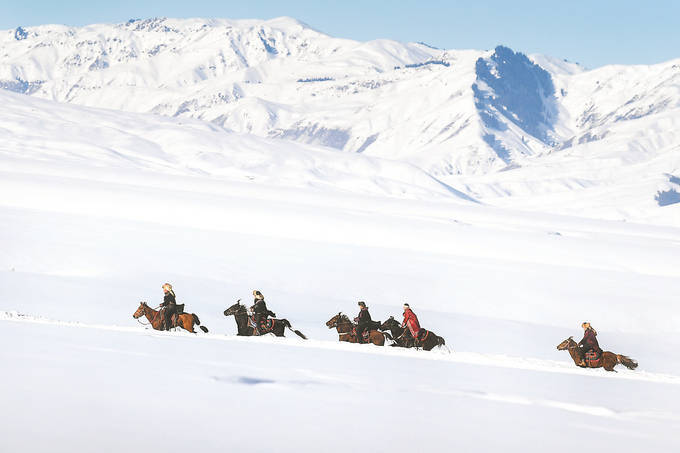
[3,310,676,386]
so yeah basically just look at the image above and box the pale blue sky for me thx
[3,0,678,69]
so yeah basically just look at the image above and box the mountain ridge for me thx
[2,17,679,222]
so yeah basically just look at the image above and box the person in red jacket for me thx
[401,303,421,341]
[577,322,602,365]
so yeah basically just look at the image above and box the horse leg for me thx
[371,331,385,346]
[602,353,617,372]
[274,320,286,337]
[568,347,586,367]
[181,315,195,333]
[192,313,209,333]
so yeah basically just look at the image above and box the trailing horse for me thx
[556,336,638,372]
[379,316,414,347]
[223,300,307,339]
[133,301,209,333]
[325,313,391,346]
[380,316,447,351]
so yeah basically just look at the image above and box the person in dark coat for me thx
[353,301,372,344]
[251,290,269,335]
[578,322,602,365]
[159,283,177,331]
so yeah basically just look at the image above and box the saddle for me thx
[249,316,275,333]
[160,305,184,330]
[417,329,429,344]
[584,350,602,367]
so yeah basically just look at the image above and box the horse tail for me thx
[192,313,209,333]
[283,319,307,340]
[617,354,638,370]
[437,335,451,353]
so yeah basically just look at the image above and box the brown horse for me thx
[325,313,390,346]
[380,316,448,351]
[556,336,638,372]
[133,302,209,334]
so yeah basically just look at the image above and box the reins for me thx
[135,303,161,327]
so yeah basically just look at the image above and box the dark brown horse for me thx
[380,316,447,351]
[325,313,391,346]
[556,336,638,372]
[379,316,415,348]
[223,300,307,339]
[133,301,209,333]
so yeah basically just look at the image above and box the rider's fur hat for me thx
[358,301,366,307]
[403,303,410,308]
[253,290,264,300]
[162,283,175,297]
[582,322,597,335]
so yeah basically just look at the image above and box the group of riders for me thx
[156,282,606,358]
[158,284,272,334]
[354,300,423,344]
[157,283,426,344]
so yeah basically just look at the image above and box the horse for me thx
[380,316,447,351]
[325,313,391,346]
[223,300,307,339]
[133,301,209,333]
[556,336,638,372]
[379,316,414,348]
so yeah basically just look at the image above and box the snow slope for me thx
[2,17,680,452]
[2,84,680,451]
[4,316,680,453]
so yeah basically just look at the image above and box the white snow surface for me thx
[2,17,680,453]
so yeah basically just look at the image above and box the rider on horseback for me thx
[577,322,602,366]
[251,290,270,335]
[354,301,372,344]
[401,303,421,343]
[159,283,177,331]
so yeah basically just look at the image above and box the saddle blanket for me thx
[249,317,274,331]
[585,350,601,367]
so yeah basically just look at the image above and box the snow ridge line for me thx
[3,310,679,385]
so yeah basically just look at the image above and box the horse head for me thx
[133,301,148,319]
[556,336,575,350]
[224,299,244,317]
[325,312,342,328]
[380,316,398,330]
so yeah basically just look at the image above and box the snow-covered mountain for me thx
[1,17,679,223]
